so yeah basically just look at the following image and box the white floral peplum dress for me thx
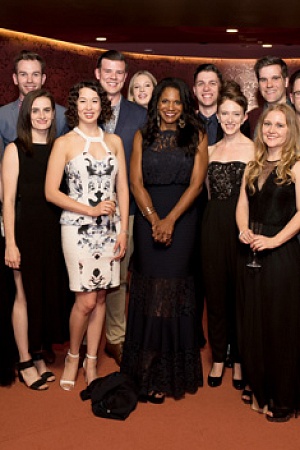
[61,127,120,292]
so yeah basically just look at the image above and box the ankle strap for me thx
[86,353,97,360]
[67,350,80,359]
[18,359,34,370]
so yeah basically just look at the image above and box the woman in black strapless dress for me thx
[202,81,254,390]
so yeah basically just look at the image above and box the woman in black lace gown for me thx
[236,104,300,422]
[121,78,208,401]
[2,90,69,390]
[201,82,254,389]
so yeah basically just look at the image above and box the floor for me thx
[1,334,299,450]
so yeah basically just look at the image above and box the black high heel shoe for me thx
[241,388,253,404]
[232,363,245,390]
[266,407,295,423]
[17,360,49,391]
[139,391,166,404]
[32,352,55,382]
[207,363,225,388]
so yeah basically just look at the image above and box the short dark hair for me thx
[96,50,128,71]
[289,69,300,93]
[217,80,248,113]
[17,89,56,155]
[65,80,112,128]
[254,56,288,80]
[14,50,46,74]
[193,63,223,84]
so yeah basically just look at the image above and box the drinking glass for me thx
[246,221,263,268]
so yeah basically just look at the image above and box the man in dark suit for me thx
[248,56,290,138]
[0,50,68,158]
[95,50,147,365]
[193,63,250,144]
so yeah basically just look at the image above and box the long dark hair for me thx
[65,80,112,129]
[17,89,56,156]
[143,77,204,154]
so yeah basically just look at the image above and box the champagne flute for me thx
[246,221,263,268]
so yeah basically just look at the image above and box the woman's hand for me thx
[250,235,277,252]
[93,200,116,217]
[113,233,127,260]
[5,244,21,269]
[152,217,175,246]
[238,228,254,244]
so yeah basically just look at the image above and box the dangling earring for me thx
[157,114,161,127]
[178,116,186,129]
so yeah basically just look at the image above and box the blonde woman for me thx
[127,70,157,108]
[236,104,300,422]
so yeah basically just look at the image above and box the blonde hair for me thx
[127,70,157,102]
[247,104,300,194]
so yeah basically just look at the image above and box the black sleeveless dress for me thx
[121,130,203,399]
[0,232,16,385]
[15,140,70,351]
[238,167,300,411]
[201,161,246,363]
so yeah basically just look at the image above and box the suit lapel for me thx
[115,97,128,135]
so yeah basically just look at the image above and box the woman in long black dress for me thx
[2,89,69,390]
[121,77,208,402]
[236,104,300,422]
[201,81,254,389]
[0,166,16,386]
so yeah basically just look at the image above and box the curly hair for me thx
[217,80,248,113]
[246,104,300,194]
[65,80,112,129]
[17,89,56,156]
[142,77,205,155]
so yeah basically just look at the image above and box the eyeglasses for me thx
[293,91,300,98]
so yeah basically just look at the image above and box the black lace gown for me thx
[202,161,246,363]
[238,164,300,411]
[121,130,203,399]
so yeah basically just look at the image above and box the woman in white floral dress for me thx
[46,81,129,389]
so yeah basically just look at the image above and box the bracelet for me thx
[141,206,156,217]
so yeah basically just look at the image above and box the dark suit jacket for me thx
[114,97,147,214]
[0,99,68,158]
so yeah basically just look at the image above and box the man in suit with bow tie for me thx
[95,50,147,365]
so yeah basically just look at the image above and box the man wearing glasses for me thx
[248,56,290,138]
[290,69,300,125]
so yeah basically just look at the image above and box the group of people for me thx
[1,49,300,423]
